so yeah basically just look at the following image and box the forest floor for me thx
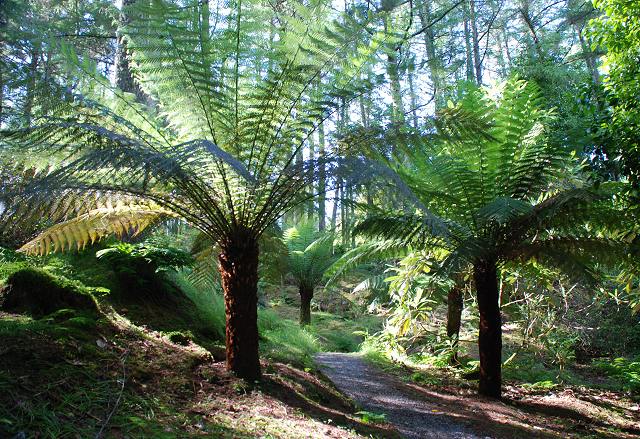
[316,352,640,439]
[2,303,639,438]
[0,309,403,438]
[1,261,638,438]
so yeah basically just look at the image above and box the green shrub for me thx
[593,357,640,393]
[96,242,194,274]
[260,317,320,367]
[170,271,226,341]
[64,315,97,330]
[356,411,387,424]
[258,308,281,332]
[0,261,29,282]
[503,353,557,384]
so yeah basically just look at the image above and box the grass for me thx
[260,314,320,368]
[169,274,383,369]
[170,271,226,341]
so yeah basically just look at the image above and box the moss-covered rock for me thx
[166,330,193,346]
[64,316,98,330]
[0,268,98,318]
[44,308,78,323]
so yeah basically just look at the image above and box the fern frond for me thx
[324,240,409,290]
[19,202,176,256]
[354,213,452,248]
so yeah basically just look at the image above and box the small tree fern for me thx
[283,221,334,325]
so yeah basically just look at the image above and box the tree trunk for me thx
[331,185,340,230]
[386,52,405,124]
[418,0,445,109]
[469,0,482,84]
[447,284,464,364]
[446,285,463,339]
[117,0,149,103]
[407,61,419,129]
[24,45,40,126]
[218,231,261,381]
[474,259,501,398]
[463,3,474,83]
[317,119,326,231]
[299,285,313,326]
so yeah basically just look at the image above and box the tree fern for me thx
[1,0,391,380]
[283,221,334,325]
[349,78,637,398]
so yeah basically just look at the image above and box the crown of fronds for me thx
[353,79,637,282]
[283,221,334,290]
[2,0,389,254]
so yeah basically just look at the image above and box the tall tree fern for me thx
[1,0,387,380]
[353,79,636,397]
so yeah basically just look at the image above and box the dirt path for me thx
[315,353,490,439]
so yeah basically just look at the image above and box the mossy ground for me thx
[0,305,399,438]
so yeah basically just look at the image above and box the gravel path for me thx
[315,353,490,439]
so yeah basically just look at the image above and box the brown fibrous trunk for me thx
[299,285,313,326]
[218,230,261,381]
[446,285,463,339]
[474,259,502,398]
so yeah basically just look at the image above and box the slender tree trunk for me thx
[576,26,600,86]
[317,121,326,231]
[469,0,482,84]
[474,259,502,398]
[502,26,512,67]
[218,230,261,380]
[24,45,40,126]
[331,185,340,230]
[0,60,4,126]
[307,133,315,218]
[295,146,304,222]
[418,0,445,109]
[447,284,464,364]
[299,285,313,326]
[387,51,405,124]
[463,9,474,83]
[495,30,509,77]
[407,60,419,129]
[117,0,145,100]
[340,186,347,245]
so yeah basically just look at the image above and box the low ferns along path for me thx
[315,353,488,439]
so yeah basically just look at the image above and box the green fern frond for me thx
[19,202,176,256]
[324,240,409,290]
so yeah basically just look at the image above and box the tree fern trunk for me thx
[474,259,501,398]
[446,285,463,338]
[218,230,261,380]
[299,285,313,326]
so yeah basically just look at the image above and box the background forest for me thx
[0,0,639,437]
